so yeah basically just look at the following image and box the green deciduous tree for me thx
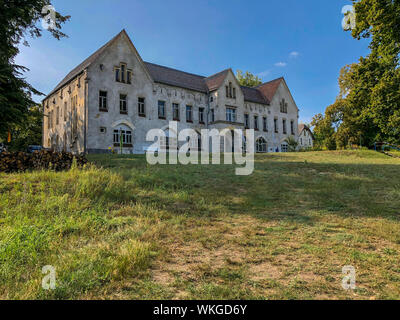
[0,0,69,141]
[6,104,43,151]
[236,70,262,87]
[317,0,400,149]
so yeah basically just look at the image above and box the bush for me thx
[0,150,87,173]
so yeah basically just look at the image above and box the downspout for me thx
[84,69,89,154]
[206,90,210,129]
[42,99,45,148]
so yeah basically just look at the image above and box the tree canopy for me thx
[314,0,400,149]
[236,70,262,87]
[0,0,69,141]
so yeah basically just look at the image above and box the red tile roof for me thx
[204,69,230,92]
[256,77,284,102]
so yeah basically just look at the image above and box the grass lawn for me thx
[0,150,400,300]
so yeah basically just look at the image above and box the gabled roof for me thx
[240,86,269,105]
[298,124,315,140]
[44,30,292,108]
[204,69,230,92]
[45,30,127,100]
[145,62,208,93]
[256,77,284,102]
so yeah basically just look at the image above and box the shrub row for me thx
[0,150,88,173]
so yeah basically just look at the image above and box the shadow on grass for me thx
[87,154,400,224]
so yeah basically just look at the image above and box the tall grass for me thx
[0,150,399,299]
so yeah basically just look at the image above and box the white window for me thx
[281,144,288,152]
[226,107,236,122]
[256,137,267,153]
[113,129,132,145]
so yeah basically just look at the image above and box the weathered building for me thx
[43,30,301,154]
[298,124,315,149]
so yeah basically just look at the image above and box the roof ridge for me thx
[44,29,126,100]
[256,76,284,88]
[205,68,230,80]
[240,85,260,89]
[144,61,206,79]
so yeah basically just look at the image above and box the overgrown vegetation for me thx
[0,151,399,299]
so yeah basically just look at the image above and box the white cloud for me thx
[289,51,300,58]
[274,62,287,67]
[257,70,270,77]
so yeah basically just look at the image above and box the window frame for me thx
[199,107,205,124]
[244,114,250,129]
[186,105,193,123]
[99,91,108,112]
[158,100,166,119]
[226,107,236,123]
[263,117,268,132]
[138,97,146,117]
[254,115,259,131]
[172,103,180,121]
[256,137,267,153]
[119,94,128,114]
[113,129,133,147]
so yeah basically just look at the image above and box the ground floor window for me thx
[113,129,132,146]
[281,144,288,152]
[256,137,267,153]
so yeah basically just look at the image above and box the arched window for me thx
[256,137,267,153]
[113,124,133,147]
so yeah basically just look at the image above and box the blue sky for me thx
[16,0,370,124]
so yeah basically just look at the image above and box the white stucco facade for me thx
[43,30,301,155]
